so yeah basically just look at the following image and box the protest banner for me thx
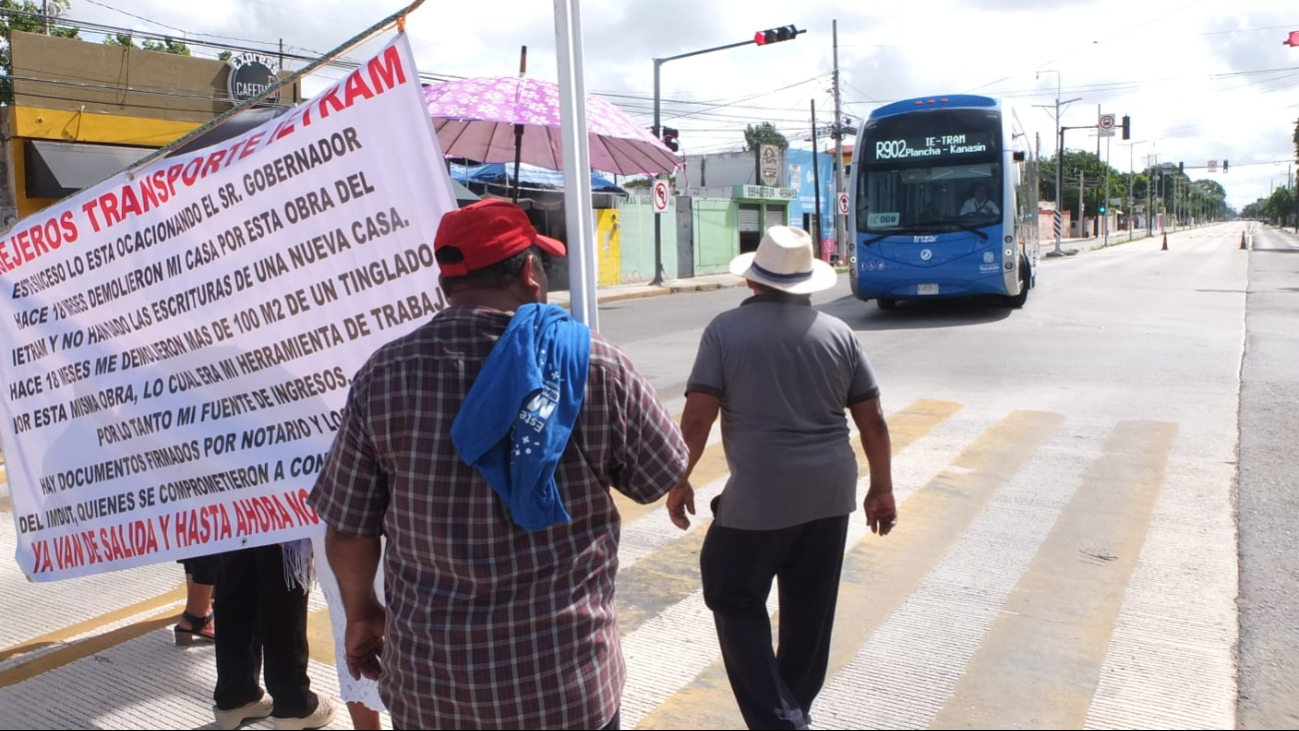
[0,34,456,581]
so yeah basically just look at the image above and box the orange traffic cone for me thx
[1161,233,1168,251]
[1240,232,1248,250]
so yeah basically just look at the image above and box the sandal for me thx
[175,611,216,646]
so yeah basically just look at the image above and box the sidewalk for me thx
[551,235,1129,306]
[1044,232,1138,256]
[549,272,749,308]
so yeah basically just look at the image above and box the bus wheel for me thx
[1006,260,1030,309]
[876,298,898,310]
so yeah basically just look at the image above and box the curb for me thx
[555,279,746,307]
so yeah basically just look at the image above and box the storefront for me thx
[1,31,299,225]
[733,184,795,252]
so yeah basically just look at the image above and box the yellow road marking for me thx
[0,585,187,688]
[638,408,1061,730]
[930,420,1178,730]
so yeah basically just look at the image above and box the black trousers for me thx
[213,544,318,719]
[701,510,850,731]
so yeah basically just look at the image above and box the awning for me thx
[451,162,625,193]
[25,140,151,199]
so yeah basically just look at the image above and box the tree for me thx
[218,50,232,62]
[142,38,191,56]
[1293,117,1299,163]
[744,121,788,151]
[105,33,192,56]
[1242,197,1267,220]
[1264,185,1294,226]
[102,32,134,48]
[1038,150,1124,222]
[623,175,676,189]
[1,0,78,104]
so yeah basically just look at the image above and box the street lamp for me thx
[650,26,805,285]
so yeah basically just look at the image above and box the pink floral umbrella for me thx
[424,76,680,177]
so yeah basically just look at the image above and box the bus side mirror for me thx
[1012,151,1027,162]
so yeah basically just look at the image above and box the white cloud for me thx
[65,0,1299,208]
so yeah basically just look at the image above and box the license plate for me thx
[918,283,939,295]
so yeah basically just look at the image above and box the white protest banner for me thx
[0,33,456,581]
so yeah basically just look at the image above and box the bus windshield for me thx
[857,108,1002,236]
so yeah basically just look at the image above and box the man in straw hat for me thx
[666,226,897,730]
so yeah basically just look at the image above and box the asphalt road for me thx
[3,221,1291,730]
[1237,223,1299,730]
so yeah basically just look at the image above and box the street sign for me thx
[837,192,849,216]
[652,180,670,213]
[1098,113,1116,131]
[1207,160,1218,173]
[1098,130,1115,137]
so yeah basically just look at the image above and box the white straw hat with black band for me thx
[729,225,838,294]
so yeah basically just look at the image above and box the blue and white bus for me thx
[849,94,1039,310]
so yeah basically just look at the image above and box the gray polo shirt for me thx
[686,293,880,531]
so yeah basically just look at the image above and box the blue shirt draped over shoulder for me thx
[451,303,591,531]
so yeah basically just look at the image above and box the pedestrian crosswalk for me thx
[0,397,1237,729]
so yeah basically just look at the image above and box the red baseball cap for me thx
[434,199,566,277]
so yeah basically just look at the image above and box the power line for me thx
[1197,22,1299,36]
[0,7,464,89]
[80,0,192,37]
[0,7,303,58]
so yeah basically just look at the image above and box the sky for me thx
[58,0,1299,210]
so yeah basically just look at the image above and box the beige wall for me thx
[2,33,301,224]
[10,31,299,124]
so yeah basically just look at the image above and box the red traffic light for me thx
[754,25,800,47]
[1286,30,1299,46]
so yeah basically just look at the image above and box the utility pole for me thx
[1104,134,1111,247]
[1036,70,1081,257]
[1096,104,1102,160]
[1174,176,1180,231]
[1146,154,1155,237]
[811,100,822,251]
[1128,144,1134,240]
[832,19,846,262]
[1161,167,1167,233]
[1078,169,1085,239]
[42,0,50,34]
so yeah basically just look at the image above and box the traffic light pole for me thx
[650,30,805,285]
[651,39,756,286]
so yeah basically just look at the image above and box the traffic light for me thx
[1178,161,1184,175]
[661,127,679,153]
[1223,160,1229,173]
[1121,115,1131,140]
[754,25,800,46]
[1286,30,1299,47]
[1099,205,1107,214]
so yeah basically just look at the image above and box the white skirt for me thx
[310,532,386,713]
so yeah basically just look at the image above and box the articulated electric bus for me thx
[850,94,1039,310]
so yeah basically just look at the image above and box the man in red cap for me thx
[309,199,687,731]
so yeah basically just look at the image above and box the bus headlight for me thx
[1004,248,1013,257]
